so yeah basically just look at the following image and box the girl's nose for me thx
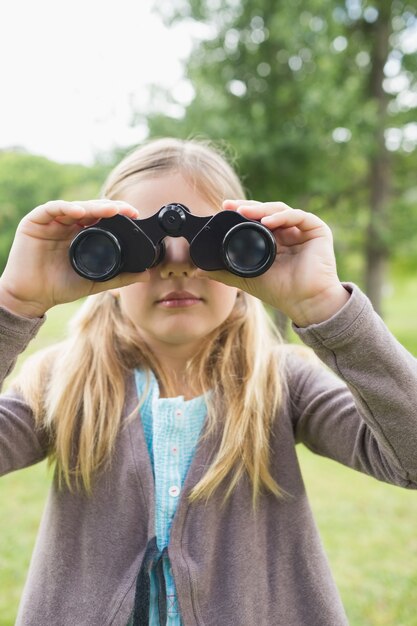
[158,237,197,278]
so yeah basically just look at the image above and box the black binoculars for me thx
[69,203,277,281]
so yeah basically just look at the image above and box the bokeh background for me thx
[0,1,417,624]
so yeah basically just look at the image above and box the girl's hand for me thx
[0,200,150,318]
[196,199,350,327]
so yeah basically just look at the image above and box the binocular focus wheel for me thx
[70,228,122,281]
[222,223,276,277]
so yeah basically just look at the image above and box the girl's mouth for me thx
[156,291,203,308]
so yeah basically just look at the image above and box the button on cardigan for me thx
[1,285,417,625]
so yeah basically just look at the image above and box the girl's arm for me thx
[0,306,47,475]
[199,200,417,485]
[290,283,417,487]
[0,199,148,475]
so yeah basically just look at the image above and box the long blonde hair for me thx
[13,138,286,505]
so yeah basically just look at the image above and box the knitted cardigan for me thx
[1,284,417,625]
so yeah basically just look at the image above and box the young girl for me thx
[0,138,416,626]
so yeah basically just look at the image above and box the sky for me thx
[1,2,417,165]
[0,0,198,164]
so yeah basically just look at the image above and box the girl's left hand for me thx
[196,199,350,327]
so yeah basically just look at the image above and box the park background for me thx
[0,0,417,624]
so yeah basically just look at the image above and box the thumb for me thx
[194,268,212,280]
[194,267,241,289]
[90,270,150,295]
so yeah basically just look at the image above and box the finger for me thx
[76,200,140,220]
[222,199,262,211]
[261,209,326,233]
[236,202,294,218]
[89,270,151,295]
[274,226,310,247]
[194,268,241,288]
[69,200,139,226]
[29,201,87,226]
[29,200,139,227]
[75,201,145,227]
[74,216,103,227]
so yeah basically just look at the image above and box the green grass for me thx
[0,462,52,624]
[299,447,417,626]
[384,273,417,356]
[1,276,417,625]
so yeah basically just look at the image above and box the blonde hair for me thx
[13,138,286,505]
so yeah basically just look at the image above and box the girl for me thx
[0,138,416,626]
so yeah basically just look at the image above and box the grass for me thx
[300,448,417,626]
[384,273,417,356]
[1,275,417,625]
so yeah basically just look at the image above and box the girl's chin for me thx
[152,325,209,346]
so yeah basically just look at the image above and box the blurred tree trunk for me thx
[364,3,392,315]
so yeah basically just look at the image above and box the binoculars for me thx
[69,203,277,281]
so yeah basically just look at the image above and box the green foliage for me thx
[0,150,109,273]
[145,0,417,279]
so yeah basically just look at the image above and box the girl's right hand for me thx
[0,200,150,318]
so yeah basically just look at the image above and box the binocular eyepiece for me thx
[69,203,277,281]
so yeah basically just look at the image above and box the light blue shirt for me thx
[134,369,207,625]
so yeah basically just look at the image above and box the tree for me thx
[0,150,108,272]
[143,0,417,314]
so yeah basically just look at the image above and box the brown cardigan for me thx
[1,285,416,626]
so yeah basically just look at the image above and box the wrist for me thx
[290,284,351,328]
[0,284,47,319]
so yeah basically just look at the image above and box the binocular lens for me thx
[223,225,273,276]
[72,230,121,280]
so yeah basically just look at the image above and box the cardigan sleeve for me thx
[0,306,48,476]
[289,284,417,488]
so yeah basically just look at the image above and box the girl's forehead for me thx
[119,172,218,218]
